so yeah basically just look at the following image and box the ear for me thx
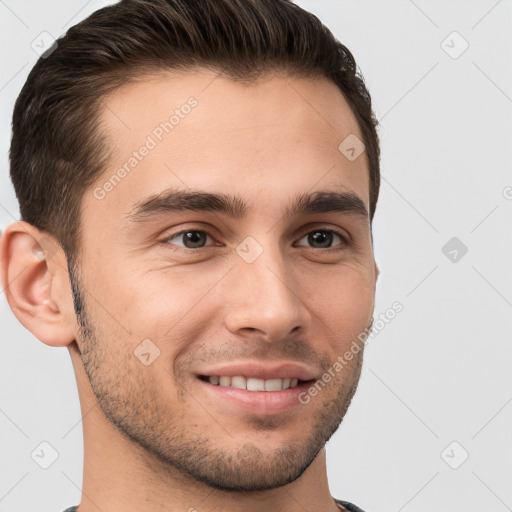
[374,260,380,281]
[0,221,78,347]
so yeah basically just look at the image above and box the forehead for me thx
[88,69,369,223]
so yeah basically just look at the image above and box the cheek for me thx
[106,269,222,364]
[82,253,190,329]
[305,265,375,345]
[131,270,215,324]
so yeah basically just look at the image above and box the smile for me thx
[199,375,304,391]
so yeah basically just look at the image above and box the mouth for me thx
[194,362,319,415]
[196,375,315,415]
[197,374,313,391]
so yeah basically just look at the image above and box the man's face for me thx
[72,69,378,491]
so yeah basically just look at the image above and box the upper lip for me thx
[196,361,318,381]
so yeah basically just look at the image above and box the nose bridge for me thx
[223,234,308,339]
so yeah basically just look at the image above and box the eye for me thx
[296,229,347,250]
[159,227,349,253]
[162,229,215,250]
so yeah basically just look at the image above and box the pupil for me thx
[310,231,331,248]
[184,231,205,248]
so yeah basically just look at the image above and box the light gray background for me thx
[1,1,511,511]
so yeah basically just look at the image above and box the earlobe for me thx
[0,221,77,347]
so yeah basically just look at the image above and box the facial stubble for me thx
[68,261,368,492]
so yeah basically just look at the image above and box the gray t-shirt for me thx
[62,500,366,511]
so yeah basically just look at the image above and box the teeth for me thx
[247,377,265,391]
[231,375,246,390]
[265,378,283,391]
[207,375,302,391]
[219,376,231,387]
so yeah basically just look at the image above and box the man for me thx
[0,0,380,510]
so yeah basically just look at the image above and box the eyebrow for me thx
[125,186,369,224]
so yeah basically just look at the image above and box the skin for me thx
[1,69,379,512]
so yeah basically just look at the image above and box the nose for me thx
[221,241,311,343]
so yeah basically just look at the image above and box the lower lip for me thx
[197,378,314,415]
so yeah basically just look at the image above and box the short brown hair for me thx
[9,0,380,269]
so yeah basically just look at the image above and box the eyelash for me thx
[158,227,349,253]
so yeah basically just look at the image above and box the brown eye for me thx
[164,230,213,250]
[296,230,347,249]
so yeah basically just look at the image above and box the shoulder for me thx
[335,499,368,512]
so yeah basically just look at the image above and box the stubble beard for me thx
[68,262,366,492]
